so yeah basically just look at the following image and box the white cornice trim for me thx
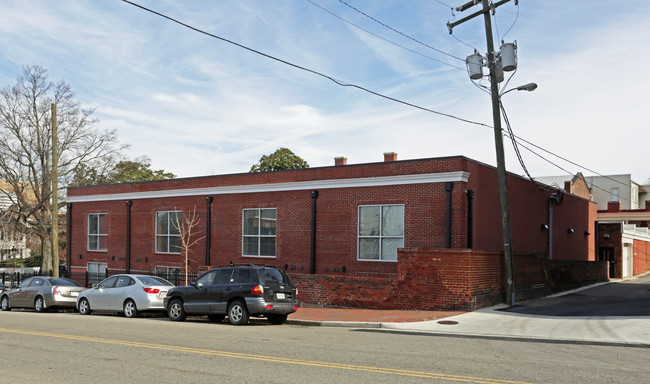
[66,171,470,203]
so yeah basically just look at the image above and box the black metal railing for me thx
[1,269,199,288]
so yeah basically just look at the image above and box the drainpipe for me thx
[548,193,561,260]
[205,196,212,266]
[310,190,319,274]
[466,190,474,249]
[126,200,132,273]
[66,203,72,278]
[445,182,454,248]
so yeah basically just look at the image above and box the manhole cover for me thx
[437,320,459,325]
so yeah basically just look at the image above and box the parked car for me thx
[164,264,299,325]
[1,282,11,298]
[77,274,173,318]
[0,277,86,312]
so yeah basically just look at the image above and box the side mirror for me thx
[92,283,98,289]
[189,280,197,287]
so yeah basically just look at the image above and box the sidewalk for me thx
[286,277,650,347]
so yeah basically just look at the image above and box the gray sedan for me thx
[77,274,173,318]
[0,277,86,312]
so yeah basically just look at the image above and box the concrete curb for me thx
[286,319,650,348]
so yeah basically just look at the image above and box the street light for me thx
[500,82,538,97]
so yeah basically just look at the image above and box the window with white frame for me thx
[610,187,620,202]
[88,213,108,251]
[242,208,276,257]
[156,211,181,254]
[358,204,404,261]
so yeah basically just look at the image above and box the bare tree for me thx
[0,65,125,274]
[171,206,205,285]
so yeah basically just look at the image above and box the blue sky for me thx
[1,0,649,184]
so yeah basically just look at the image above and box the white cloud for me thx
[1,0,649,183]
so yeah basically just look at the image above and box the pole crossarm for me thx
[448,0,513,33]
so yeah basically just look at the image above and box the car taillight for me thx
[251,285,264,295]
[52,286,60,295]
[143,288,160,294]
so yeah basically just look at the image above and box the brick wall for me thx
[293,248,608,311]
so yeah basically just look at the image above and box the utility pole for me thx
[51,103,59,277]
[449,0,515,305]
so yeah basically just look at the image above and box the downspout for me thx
[466,190,474,249]
[66,203,72,278]
[126,200,132,273]
[205,196,212,266]
[548,197,553,260]
[548,193,561,260]
[445,182,454,248]
[310,190,319,274]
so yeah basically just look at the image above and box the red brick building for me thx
[66,155,599,310]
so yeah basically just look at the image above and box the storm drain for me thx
[437,320,459,325]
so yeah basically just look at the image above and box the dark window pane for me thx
[259,237,276,257]
[214,269,234,284]
[243,237,258,256]
[359,238,379,259]
[51,279,81,287]
[260,209,276,236]
[243,210,259,236]
[156,212,168,234]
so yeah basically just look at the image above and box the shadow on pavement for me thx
[498,278,650,317]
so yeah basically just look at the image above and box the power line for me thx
[336,0,465,62]
[305,0,465,71]
[121,1,636,201]
[120,0,489,128]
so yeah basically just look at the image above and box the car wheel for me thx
[207,314,224,323]
[267,314,288,325]
[1,296,10,311]
[34,296,47,313]
[168,299,187,321]
[228,300,249,325]
[123,299,138,318]
[78,298,91,315]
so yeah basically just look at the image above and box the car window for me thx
[259,268,288,284]
[51,278,82,287]
[115,276,134,288]
[18,278,33,288]
[31,278,45,287]
[214,268,234,284]
[137,276,173,286]
[98,276,118,289]
[234,268,257,284]
[196,271,217,287]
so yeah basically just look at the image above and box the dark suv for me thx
[164,264,298,325]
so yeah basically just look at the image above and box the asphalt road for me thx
[500,273,650,317]
[0,310,647,383]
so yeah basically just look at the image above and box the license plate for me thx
[276,293,285,299]
[70,292,79,297]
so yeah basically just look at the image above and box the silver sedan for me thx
[77,274,173,318]
[0,276,86,312]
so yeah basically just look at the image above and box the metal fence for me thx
[1,268,199,288]
[0,269,54,287]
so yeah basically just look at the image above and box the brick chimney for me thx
[383,152,397,162]
[607,201,621,212]
[334,156,347,166]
